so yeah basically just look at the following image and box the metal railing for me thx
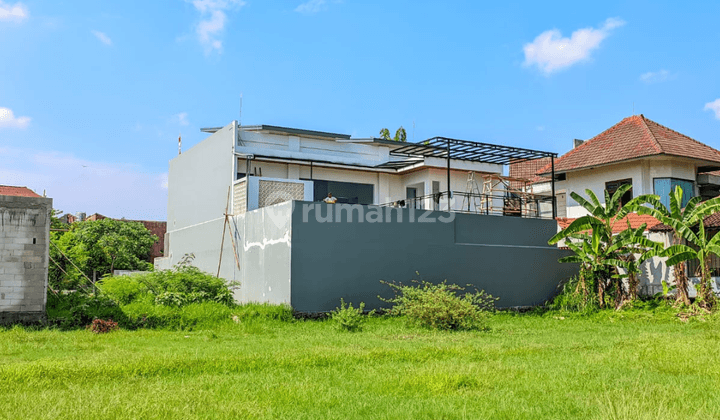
[378,191,555,219]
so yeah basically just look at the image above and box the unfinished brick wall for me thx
[0,195,52,325]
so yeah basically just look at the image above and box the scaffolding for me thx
[478,173,537,217]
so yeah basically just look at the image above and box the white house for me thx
[541,115,720,296]
[155,121,575,311]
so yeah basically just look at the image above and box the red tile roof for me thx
[650,212,720,232]
[509,157,553,184]
[543,115,720,174]
[557,213,662,234]
[0,185,41,197]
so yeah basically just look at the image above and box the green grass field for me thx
[2,307,720,420]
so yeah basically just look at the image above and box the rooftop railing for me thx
[377,191,555,219]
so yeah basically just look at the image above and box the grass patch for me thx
[2,308,720,419]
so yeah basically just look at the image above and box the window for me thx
[653,178,695,209]
[605,178,633,206]
[308,180,374,205]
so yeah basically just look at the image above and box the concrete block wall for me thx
[0,195,52,325]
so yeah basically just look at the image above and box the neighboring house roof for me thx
[649,212,720,232]
[0,185,41,197]
[540,115,720,175]
[509,157,553,184]
[557,213,662,234]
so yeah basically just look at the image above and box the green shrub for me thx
[380,279,496,331]
[331,299,373,332]
[98,276,148,305]
[548,276,600,313]
[47,290,127,329]
[99,255,238,308]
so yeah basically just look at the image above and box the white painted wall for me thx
[560,157,701,218]
[167,121,235,232]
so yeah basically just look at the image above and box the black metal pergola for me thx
[380,136,558,217]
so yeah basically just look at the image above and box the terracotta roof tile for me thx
[557,213,662,234]
[650,211,720,232]
[547,115,720,174]
[0,185,41,197]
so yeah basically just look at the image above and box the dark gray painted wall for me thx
[290,203,577,312]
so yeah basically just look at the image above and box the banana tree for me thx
[661,219,720,308]
[605,223,664,304]
[626,186,720,306]
[549,184,658,307]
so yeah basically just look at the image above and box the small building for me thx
[157,122,577,311]
[0,186,52,325]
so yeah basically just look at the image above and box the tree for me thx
[50,218,157,290]
[549,185,662,307]
[627,186,720,306]
[394,126,407,142]
[379,126,407,142]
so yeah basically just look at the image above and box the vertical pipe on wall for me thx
[550,156,557,219]
[446,139,451,210]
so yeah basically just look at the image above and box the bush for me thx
[380,279,496,331]
[548,275,604,313]
[100,257,238,307]
[331,299,373,332]
[47,290,127,329]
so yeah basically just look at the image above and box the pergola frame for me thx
[385,136,558,218]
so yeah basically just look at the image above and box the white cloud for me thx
[0,1,27,21]
[705,99,720,120]
[0,107,30,129]
[176,112,189,126]
[295,0,326,14]
[190,0,246,54]
[91,30,113,46]
[640,69,672,84]
[0,147,168,220]
[523,17,625,75]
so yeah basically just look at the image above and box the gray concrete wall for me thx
[289,203,577,312]
[0,195,52,324]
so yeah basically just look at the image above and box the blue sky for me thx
[1,0,719,220]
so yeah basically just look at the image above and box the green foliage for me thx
[548,276,600,313]
[629,185,720,308]
[121,300,233,330]
[50,218,158,290]
[46,291,127,329]
[331,299,373,332]
[379,126,407,142]
[99,255,238,307]
[231,303,294,322]
[48,255,239,330]
[549,185,663,309]
[380,279,496,331]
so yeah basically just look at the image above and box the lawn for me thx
[2,307,720,420]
